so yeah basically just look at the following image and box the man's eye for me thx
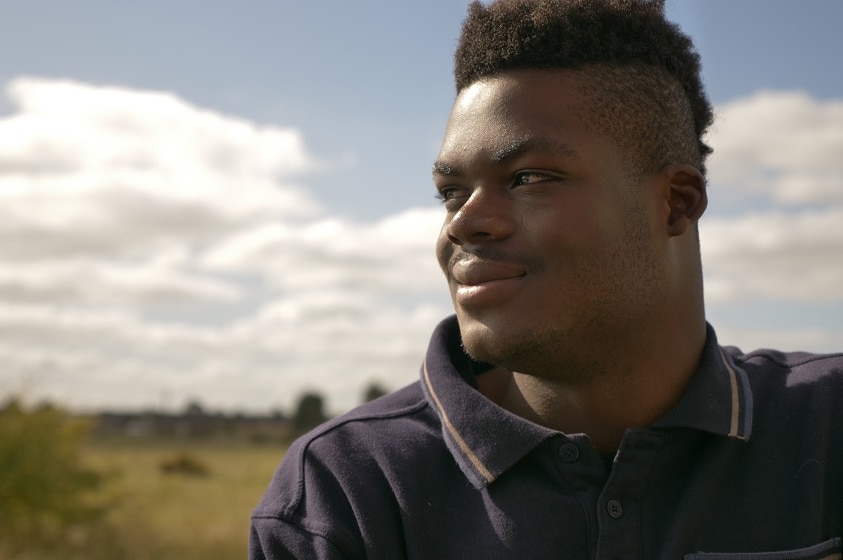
[436,187,464,202]
[514,171,554,185]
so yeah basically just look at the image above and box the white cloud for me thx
[700,91,843,307]
[1,78,840,413]
[0,77,322,261]
[201,207,444,296]
[711,325,843,355]
[0,260,241,305]
[0,299,449,413]
[706,91,843,204]
[0,77,455,413]
[701,208,843,303]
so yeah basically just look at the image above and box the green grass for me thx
[1,436,286,560]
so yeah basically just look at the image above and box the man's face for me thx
[434,70,669,378]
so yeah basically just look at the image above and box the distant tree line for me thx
[292,381,389,435]
[91,381,393,441]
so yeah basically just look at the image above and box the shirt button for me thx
[606,499,623,519]
[558,443,580,463]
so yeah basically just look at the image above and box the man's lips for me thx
[450,258,526,286]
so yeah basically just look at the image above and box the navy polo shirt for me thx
[250,315,843,559]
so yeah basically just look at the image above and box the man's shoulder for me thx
[725,345,843,408]
[253,381,445,515]
[728,346,843,382]
[304,381,434,447]
[288,382,438,456]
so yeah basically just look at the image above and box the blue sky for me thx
[0,1,841,413]
[3,1,841,220]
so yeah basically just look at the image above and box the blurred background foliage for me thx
[0,399,108,554]
[0,383,388,559]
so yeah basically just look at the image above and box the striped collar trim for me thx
[422,360,495,485]
[653,324,754,440]
[419,316,557,489]
[720,348,753,440]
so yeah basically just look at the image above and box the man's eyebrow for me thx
[432,137,580,177]
[432,160,459,177]
[492,137,580,163]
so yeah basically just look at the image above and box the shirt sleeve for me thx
[249,516,352,560]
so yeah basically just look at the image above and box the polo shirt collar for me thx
[421,316,754,490]
[421,315,557,489]
[652,323,754,440]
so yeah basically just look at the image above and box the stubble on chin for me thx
[457,312,612,385]
[458,315,565,377]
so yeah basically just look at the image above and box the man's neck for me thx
[478,320,707,453]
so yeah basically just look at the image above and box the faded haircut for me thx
[454,0,713,175]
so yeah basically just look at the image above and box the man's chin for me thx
[456,312,563,375]
[457,317,499,359]
[457,316,523,368]
[461,339,498,366]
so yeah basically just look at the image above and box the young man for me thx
[251,1,843,558]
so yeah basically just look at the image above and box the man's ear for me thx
[663,164,707,237]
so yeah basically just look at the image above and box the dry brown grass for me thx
[1,436,285,560]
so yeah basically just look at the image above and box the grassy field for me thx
[2,436,286,560]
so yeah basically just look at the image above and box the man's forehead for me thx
[437,76,595,166]
[454,69,589,105]
[448,70,593,131]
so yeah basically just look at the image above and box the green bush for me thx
[0,398,107,548]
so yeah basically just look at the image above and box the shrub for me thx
[0,398,107,547]
[159,451,210,477]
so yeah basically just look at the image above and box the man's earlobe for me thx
[664,164,707,237]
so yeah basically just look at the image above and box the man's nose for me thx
[445,188,515,246]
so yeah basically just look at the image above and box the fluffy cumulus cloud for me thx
[201,208,444,296]
[701,91,843,308]
[701,209,843,303]
[1,78,841,413]
[705,92,843,204]
[0,298,448,412]
[0,78,320,260]
[0,77,447,413]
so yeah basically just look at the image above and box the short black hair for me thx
[454,0,713,175]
